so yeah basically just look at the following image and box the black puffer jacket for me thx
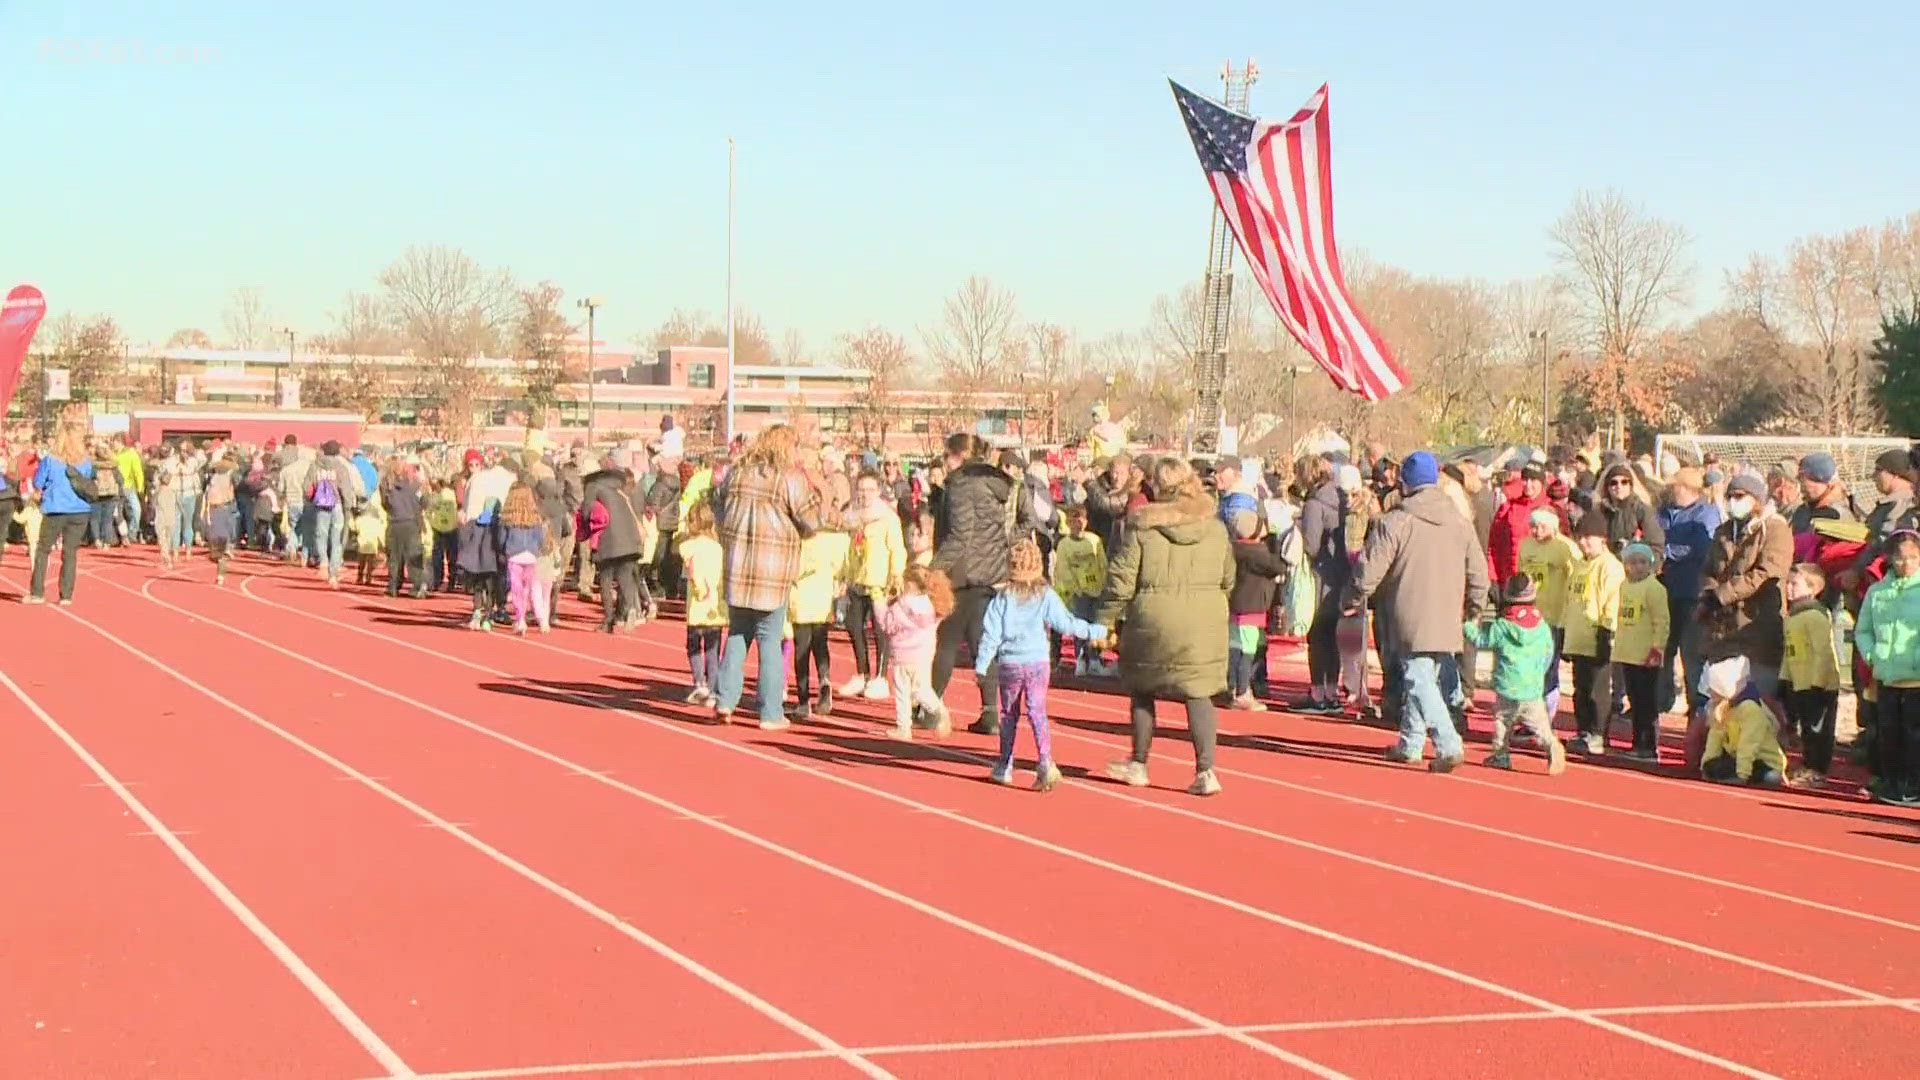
[581,468,642,563]
[645,468,682,533]
[932,461,1028,590]
[1299,478,1350,588]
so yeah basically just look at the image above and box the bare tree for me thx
[46,315,125,403]
[647,308,774,364]
[1020,323,1076,443]
[511,281,579,428]
[1549,190,1692,447]
[1774,229,1884,433]
[301,292,397,420]
[840,326,912,451]
[164,327,213,349]
[221,286,273,350]
[779,328,809,367]
[378,246,515,440]
[1874,210,1920,320]
[923,275,1019,408]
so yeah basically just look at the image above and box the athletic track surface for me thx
[2,548,1916,1079]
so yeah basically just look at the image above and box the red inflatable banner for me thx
[1,284,48,419]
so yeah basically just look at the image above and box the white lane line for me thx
[257,575,1920,945]
[377,998,1920,1079]
[320,565,1920,877]
[1041,715,1920,932]
[219,572,1795,1079]
[0,666,415,1078]
[20,580,893,1080]
[116,572,1336,1076]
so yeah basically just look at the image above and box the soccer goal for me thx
[1654,433,1912,492]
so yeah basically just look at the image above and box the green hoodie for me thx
[1462,603,1555,702]
[1855,570,1920,686]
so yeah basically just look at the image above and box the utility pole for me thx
[1192,59,1257,457]
[577,298,604,448]
[275,328,295,408]
[1530,330,1550,451]
[724,136,736,449]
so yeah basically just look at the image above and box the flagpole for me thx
[724,136,736,448]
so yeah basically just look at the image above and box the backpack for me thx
[309,469,341,511]
[65,464,100,502]
[92,466,120,501]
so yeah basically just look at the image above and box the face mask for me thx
[1727,496,1754,521]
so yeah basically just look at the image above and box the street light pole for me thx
[724,136,736,449]
[1531,330,1550,451]
[277,328,295,407]
[577,297,603,449]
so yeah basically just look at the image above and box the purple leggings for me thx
[994,660,1054,772]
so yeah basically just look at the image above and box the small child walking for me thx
[352,496,387,587]
[1462,574,1567,774]
[1050,505,1108,673]
[788,524,850,720]
[974,540,1105,790]
[1700,656,1788,786]
[1563,516,1624,756]
[1225,510,1285,711]
[875,564,953,741]
[499,482,551,635]
[1780,563,1841,786]
[1518,508,1582,717]
[1613,543,1671,761]
[678,498,727,706]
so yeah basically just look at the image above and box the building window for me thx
[689,364,715,389]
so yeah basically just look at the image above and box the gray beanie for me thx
[1799,452,1838,483]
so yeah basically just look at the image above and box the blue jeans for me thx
[122,489,142,541]
[715,604,787,722]
[312,504,346,575]
[175,492,199,549]
[89,500,116,544]
[1396,652,1463,759]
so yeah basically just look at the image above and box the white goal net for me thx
[1654,433,1912,493]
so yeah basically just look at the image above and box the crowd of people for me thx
[4,412,1917,806]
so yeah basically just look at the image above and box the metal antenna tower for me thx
[1192,59,1256,456]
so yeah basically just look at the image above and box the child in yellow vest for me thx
[352,498,387,587]
[1613,543,1670,762]
[789,525,851,720]
[1518,507,1582,716]
[678,499,727,706]
[1050,504,1108,673]
[840,471,907,701]
[1700,656,1788,786]
[1780,563,1841,785]
[1562,519,1625,756]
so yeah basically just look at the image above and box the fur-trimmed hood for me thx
[1128,486,1219,544]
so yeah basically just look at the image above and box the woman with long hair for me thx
[711,424,822,729]
[1096,457,1236,796]
[25,426,96,605]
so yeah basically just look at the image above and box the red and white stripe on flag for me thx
[1183,84,1407,401]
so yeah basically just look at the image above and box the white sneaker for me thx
[1187,770,1222,796]
[838,675,868,697]
[862,676,891,701]
[989,765,1016,785]
[1105,759,1149,787]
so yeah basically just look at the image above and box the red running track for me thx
[1,546,1916,1079]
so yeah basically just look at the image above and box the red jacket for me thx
[1487,491,1549,584]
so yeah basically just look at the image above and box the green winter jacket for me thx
[1855,571,1920,686]
[1095,485,1236,701]
[1462,605,1555,703]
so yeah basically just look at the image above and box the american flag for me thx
[1172,81,1407,401]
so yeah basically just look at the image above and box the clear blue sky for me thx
[6,0,1915,354]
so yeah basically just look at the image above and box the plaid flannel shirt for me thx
[717,464,822,613]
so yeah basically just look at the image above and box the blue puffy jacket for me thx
[32,455,96,515]
[1659,498,1722,601]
